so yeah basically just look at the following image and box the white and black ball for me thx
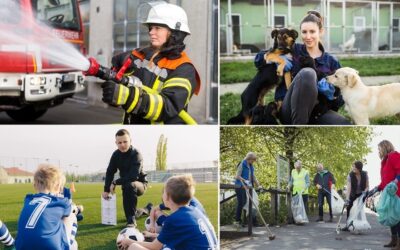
[116,227,144,249]
[144,216,162,233]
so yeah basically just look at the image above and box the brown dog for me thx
[264,29,298,92]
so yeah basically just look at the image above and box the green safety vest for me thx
[291,168,308,195]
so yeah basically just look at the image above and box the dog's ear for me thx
[346,73,358,88]
[271,29,278,39]
[290,29,298,40]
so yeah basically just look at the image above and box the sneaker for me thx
[233,221,241,229]
[341,226,350,232]
[126,217,137,228]
[135,208,147,219]
[144,203,153,214]
[327,217,333,223]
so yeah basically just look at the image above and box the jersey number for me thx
[25,196,51,229]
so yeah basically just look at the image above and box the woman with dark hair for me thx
[370,140,400,249]
[87,2,200,124]
[255,10,350,125]
[341,161,369,231]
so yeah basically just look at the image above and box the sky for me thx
[0,126,219,174]
[364,126,400,187]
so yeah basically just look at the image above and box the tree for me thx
[156,134,168,171]
[220,127,374,192]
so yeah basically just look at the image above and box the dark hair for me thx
[353,161,363,171]
[159,30,188,59]
[115,129,130,137]
[300,10,324,30]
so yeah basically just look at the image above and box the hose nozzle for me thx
[83,57,118,82]
[83,57,100,76]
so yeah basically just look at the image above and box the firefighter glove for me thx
[101,81,131,106]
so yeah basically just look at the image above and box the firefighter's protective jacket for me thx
[112,47,200,124]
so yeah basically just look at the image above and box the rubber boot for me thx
[384,235,397,248]
[391,238,400,250]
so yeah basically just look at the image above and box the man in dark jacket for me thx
[102,129,147,227]
[313,163,336,222]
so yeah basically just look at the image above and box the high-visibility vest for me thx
[291,168,308,195]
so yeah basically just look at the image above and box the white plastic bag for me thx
[291,193,309,224]
[346,195,371,233]
[331,189,345,215]
[243,189,259,217]
[101,194,117,225]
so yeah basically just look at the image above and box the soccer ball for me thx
[116,227,144,248]
[144,216,162,233]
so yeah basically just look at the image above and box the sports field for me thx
[0,183,218,250]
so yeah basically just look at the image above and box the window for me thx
[0,0,21,24]
[394,18,400,32]
[354,16,366,32]
[79,0,90,52]
[226,14,242,47]
[274,15,286,28]
[32,0,81,31]
[113,0,154,55]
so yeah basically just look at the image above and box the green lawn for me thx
[221,57,400,83]
[0,183,218,250]
[220,92,400,125]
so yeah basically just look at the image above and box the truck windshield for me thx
[32,0,81,31]
[0,1,21,24]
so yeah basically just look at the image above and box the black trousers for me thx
[281,68,351,125]
[391,221,400,237]
[122,181,145,223]
[347,193,362,219]
[318,189,333,218]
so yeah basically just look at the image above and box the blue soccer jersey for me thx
[15,193,71,250]
[157,206,218,250]
[159,197,206,214]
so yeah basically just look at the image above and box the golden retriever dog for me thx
[327,67,400,125]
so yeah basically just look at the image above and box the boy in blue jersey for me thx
[15,164,78,250]
[118,174,218,250]
[144,196,206,238]
[0,220,15,250]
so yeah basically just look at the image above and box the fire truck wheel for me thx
[6,107,47,122]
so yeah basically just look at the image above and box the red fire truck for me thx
[0,0,86,122]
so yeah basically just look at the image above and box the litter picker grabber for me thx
[240,179,276,240]
[335,203,347,235]
[322,187,339,201]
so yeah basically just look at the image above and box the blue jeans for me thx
[235,188,247,222]
[318,189,333,218]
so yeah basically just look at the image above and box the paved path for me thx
[221,210,391,250]
[220,75,400,95]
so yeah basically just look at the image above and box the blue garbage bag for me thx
[377,182,400,227]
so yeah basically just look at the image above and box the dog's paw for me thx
[276,69,284,76]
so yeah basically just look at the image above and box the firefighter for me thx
[100,2,200,124]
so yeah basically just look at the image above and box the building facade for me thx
[0,167,34,184]
[220,0,400,55]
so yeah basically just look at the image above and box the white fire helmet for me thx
[143,2,190,34]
